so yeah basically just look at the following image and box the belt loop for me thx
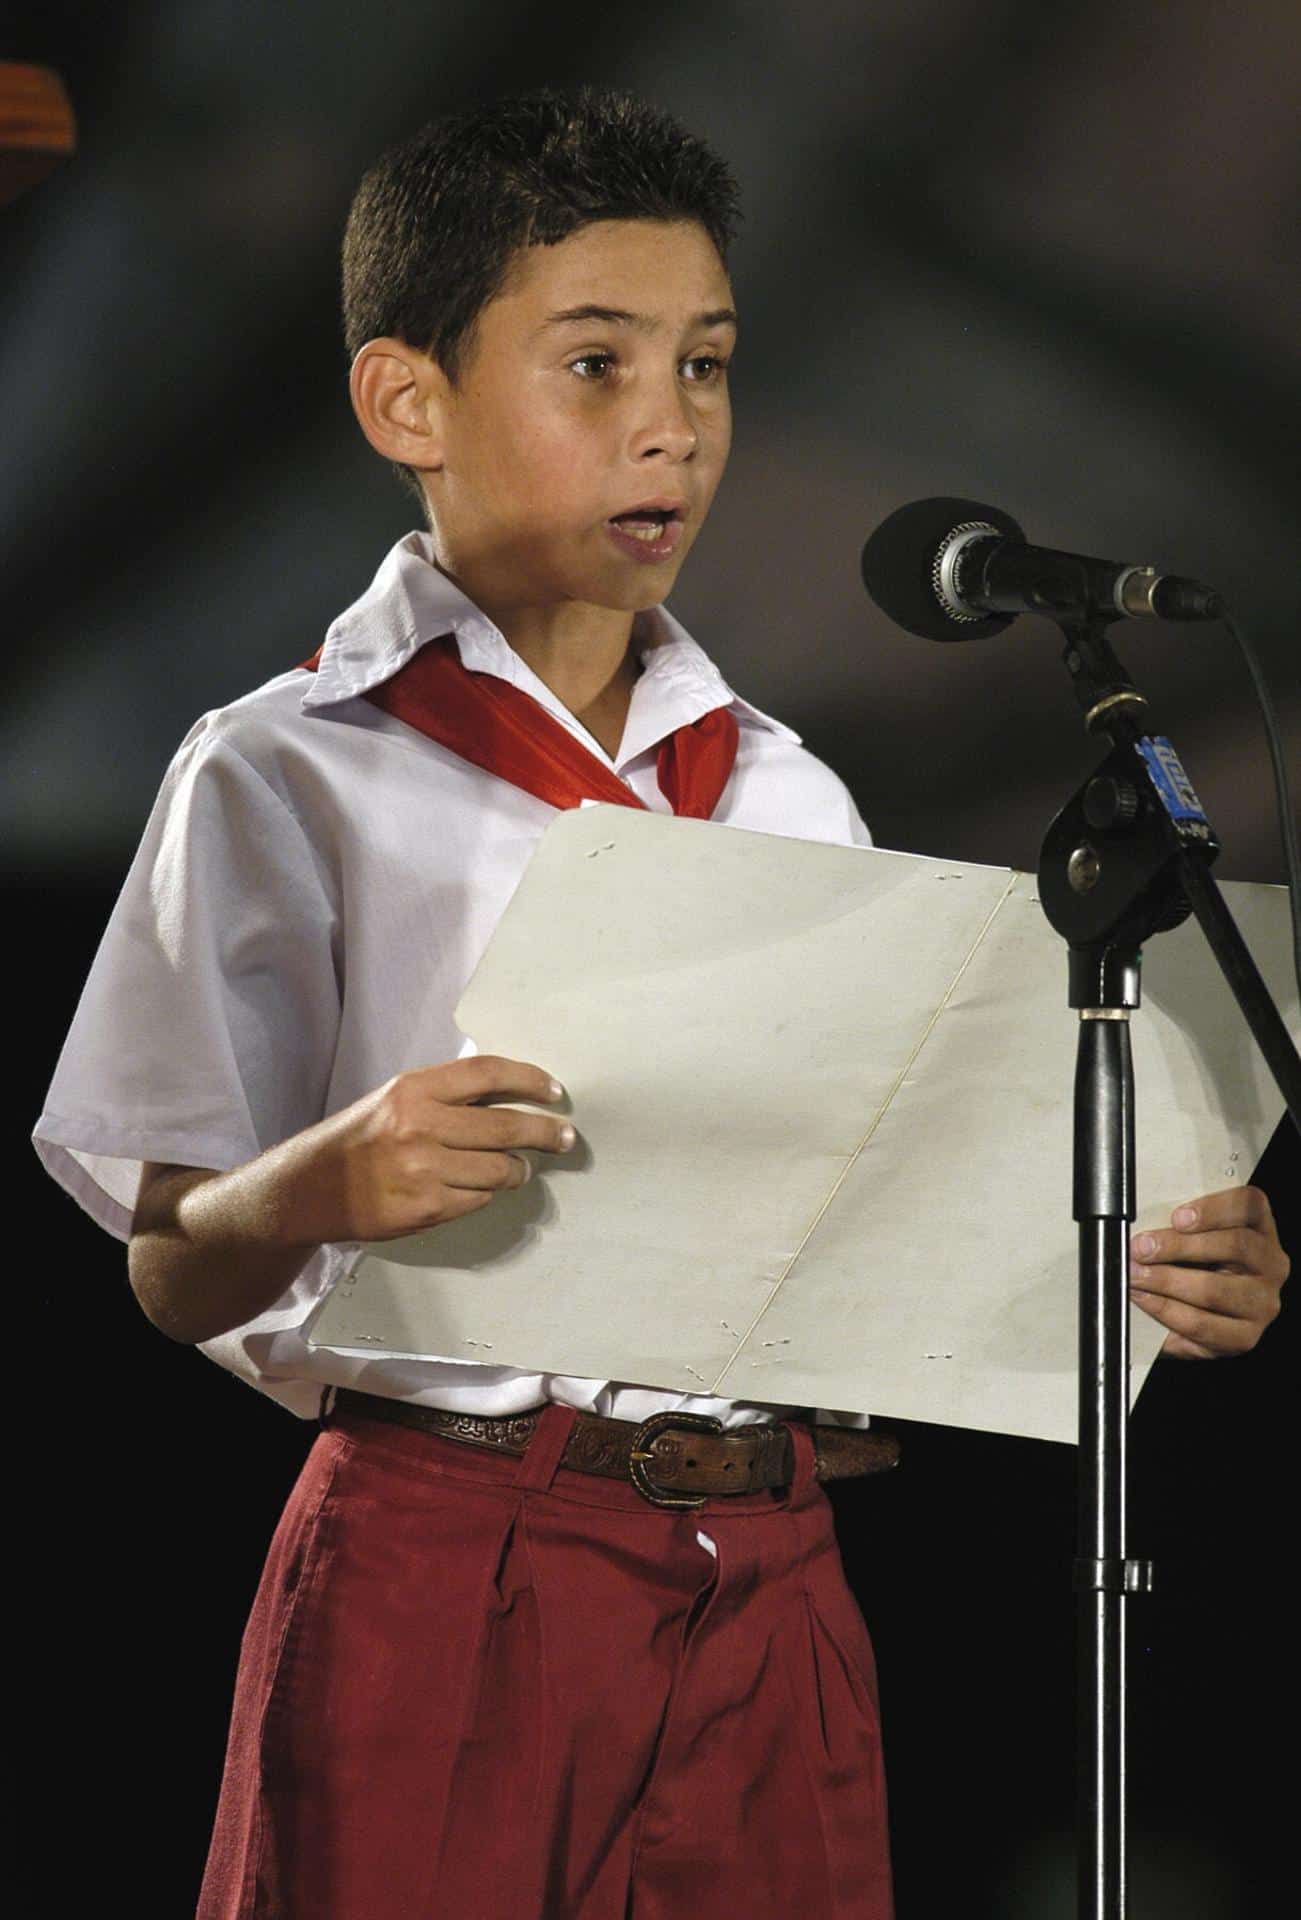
[514,1403,580,1492]
[782,1418,819,1502]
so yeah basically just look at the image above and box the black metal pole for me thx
[1072,993,1137,1920]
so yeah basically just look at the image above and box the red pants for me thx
[196,1400,894,1918]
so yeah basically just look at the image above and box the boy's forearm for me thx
[128,1153,319,1347]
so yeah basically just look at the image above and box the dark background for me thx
[8,4,1297,1914]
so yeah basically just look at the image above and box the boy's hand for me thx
[281,1055,575,1246]
[1129,1185,1290,1359]
[128,1057,575,1345]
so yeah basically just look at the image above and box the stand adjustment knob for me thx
[1083,775,1140,831]
[1073,1556,1155,1594]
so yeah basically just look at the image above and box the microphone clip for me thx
[1037,612,1219,976]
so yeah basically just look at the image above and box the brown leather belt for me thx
[330,1387,900,1510]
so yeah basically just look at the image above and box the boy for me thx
[34,86,1288,1919]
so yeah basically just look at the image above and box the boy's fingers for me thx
[437,1105,576,1154]
[1129,1188,1286,1361]
[1128,1264,1267,1319]
[1163,1185,1274,1234]
[434,1146,536,1191]
[435,1055,564,1107]
[369,1182,497,1235]
[1157,1332,1221,1360]
[1129,1226,1264,1271]
[1129,1288,1258,1353]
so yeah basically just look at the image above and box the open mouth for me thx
[605,502,687,562]
[607,507,682,542]
[605,508,686,562]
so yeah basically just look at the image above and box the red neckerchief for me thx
[299,633,738,819]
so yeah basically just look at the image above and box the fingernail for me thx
[1173,1205,1197,1228]
[558,1124,576,1149]
[1133,1234,1156,1259]
[514,1154,533,1182]
[548,1079,564,1100]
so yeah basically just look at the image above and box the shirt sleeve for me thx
[845,791,874,848]
[33,721,341,1240]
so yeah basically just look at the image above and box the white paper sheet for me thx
[304,806,1297,1444]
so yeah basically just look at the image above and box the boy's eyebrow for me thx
[537,303,739,336]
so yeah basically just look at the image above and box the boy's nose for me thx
[631,389,699,462]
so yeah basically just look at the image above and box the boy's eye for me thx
[568,352,731,383]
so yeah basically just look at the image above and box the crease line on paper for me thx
[710,870,1021,1393]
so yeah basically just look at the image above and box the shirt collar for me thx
[302,529,800,767]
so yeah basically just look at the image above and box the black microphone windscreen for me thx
[861,496,1025,641]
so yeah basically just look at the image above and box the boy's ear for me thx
[348,337,449,473]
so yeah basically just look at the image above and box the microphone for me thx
[860,496,1224,641]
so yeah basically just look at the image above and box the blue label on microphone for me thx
[1137,736,1208,824]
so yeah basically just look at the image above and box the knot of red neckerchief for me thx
[298,635,738,818]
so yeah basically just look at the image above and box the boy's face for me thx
[422,218,737,616]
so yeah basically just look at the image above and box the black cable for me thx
[1220,607,1301,1009]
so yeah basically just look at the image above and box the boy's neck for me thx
[454,575,644,761]
[522,642,642,763]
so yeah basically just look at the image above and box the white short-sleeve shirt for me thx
[34,531,876,1427]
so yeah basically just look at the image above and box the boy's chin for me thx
[600,578,678,613]
[581,555,687,612]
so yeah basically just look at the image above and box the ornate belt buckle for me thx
[629,1410,724,1509]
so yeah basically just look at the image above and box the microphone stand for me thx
[1034,608,1301,1920]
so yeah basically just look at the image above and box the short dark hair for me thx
[341,86,744,513]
